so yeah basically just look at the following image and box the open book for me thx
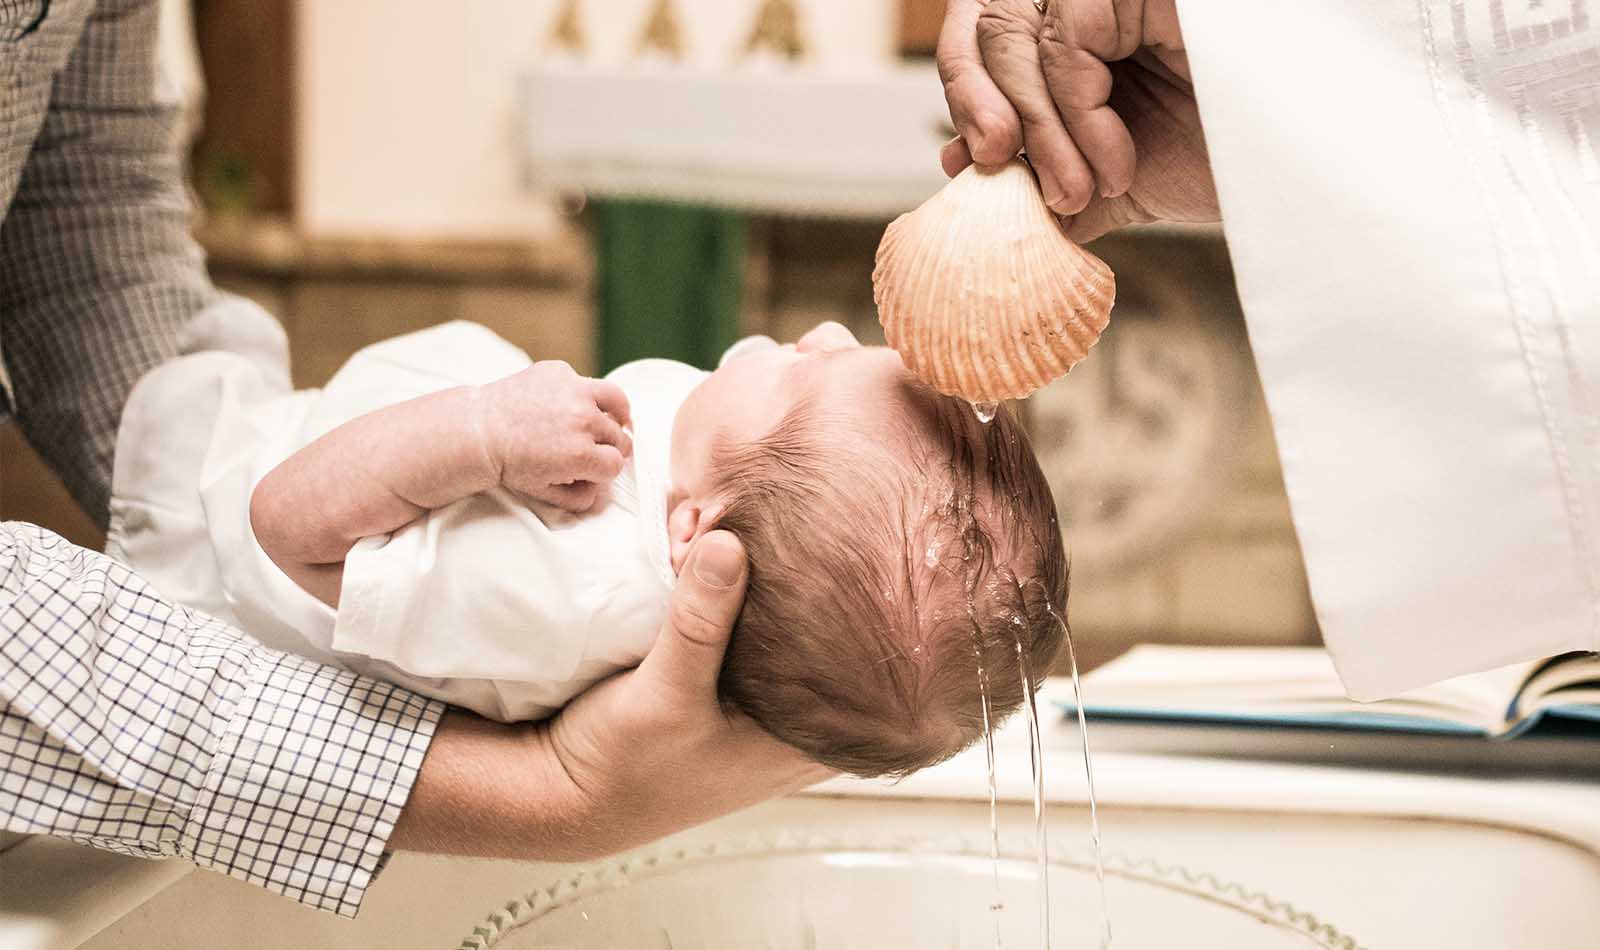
[1074,646,1600,740]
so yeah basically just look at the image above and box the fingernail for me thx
[692,533,743,588]
[1040,176,1065,210]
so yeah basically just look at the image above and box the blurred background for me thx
[0,0,1318,670]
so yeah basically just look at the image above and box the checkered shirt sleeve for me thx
[0,0,242,529]
[0,523,446,916]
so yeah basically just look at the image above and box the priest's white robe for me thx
[1179,0,1600,699]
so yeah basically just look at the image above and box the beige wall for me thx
[293,0,898,241]
[296,0,560,240]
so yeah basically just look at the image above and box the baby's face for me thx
[667,323,913,567]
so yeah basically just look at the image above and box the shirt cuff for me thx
[182,644,445,917]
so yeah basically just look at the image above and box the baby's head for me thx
[668,323,1068,778]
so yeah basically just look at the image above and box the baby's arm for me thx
[251,360,632,607]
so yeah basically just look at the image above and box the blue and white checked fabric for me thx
[0,523,445,915]
[0,0,449,916]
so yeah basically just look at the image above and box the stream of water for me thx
[1018,637,1052,947]
[1051,604,1112,949]
[977,660,1005,948]
[970,401,1111,949]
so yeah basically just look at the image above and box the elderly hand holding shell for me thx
[872,0,1234,403]
[935,0,1219,243]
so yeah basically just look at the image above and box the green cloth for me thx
[595,200,746,373]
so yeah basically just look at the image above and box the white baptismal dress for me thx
[106,320,747,721]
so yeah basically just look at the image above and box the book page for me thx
[1517,653,1600,718]
[1081,646,1536,734]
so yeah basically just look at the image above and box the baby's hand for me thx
[479,361,633,513]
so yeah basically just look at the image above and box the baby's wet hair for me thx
[711,371,1068,778]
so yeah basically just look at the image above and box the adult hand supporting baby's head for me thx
[545,531,832,856]
[392,531,832,862]
[634,530,752,698]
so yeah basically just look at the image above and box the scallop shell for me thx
[873,159,1115,403]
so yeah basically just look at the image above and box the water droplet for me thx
[972,400,1000,424]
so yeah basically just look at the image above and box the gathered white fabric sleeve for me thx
[316,323,679,723]
[0,524,444,917]
[1178,0,1600,698]
[332,490,611,723]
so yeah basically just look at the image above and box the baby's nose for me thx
[796,321,860,354]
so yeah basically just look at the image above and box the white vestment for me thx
[1178,0,1600,698]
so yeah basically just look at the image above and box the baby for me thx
[109,319,1066,778]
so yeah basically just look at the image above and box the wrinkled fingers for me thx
[937,0,1023,169]
[1038,0,1139,198]
[976,0,1096,214]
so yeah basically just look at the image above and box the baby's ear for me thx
[667,498,727,575]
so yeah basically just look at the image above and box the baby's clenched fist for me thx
[479,361,633,513]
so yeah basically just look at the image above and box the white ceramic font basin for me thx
[459,832,1362,949]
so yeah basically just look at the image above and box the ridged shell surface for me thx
[873,160,1115,403]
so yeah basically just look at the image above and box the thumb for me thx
[637,530,748,699]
